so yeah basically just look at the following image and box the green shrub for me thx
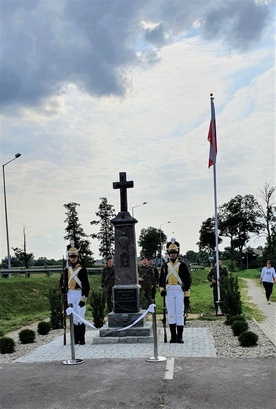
[89,288,106,328]
[19,329,36,344]
[48,287,63,330]
[37,321,51,335]
[225,315,246,326]
[220,274,242,317]
[0,329,4,337]
[231,320,249,336]
[238,331,258,347]
[0,337,15,354]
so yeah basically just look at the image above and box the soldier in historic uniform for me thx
[138,256,154,307]
[159,239,191,343]
[101,257,115,312]
[61,246,90,345]
[148,258,159,301]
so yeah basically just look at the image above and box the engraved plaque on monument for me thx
[113,285,139,313]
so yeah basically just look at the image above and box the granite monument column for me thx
[97,172,152,341]
[112,172,140,312]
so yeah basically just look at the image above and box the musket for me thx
[63,291,67,346]
[162,292,167,343]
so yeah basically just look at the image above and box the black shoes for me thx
[169,324,184,344]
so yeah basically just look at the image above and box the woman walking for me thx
[260,260,276,304]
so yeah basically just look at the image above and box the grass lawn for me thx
[0,268,273,334]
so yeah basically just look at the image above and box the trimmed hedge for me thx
[231,320,249,336]
[239,331,258,347]
[0,337,15,354]
[225,315,246,326]
[37,321,51,335]
[19,329,36,344]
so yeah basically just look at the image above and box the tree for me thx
[196,249,210,266]
[12,226,34,269]
[220,274,242,318]
[218,194,262,267]
[48,287,63,329]
[138,226,167,259]
[185,250,197,263]
[257,182,276,262]
[197,217,222,253]
[64,202,94,265]
[90,197,116,261]
[12,247,34,269]
[89,288,106,328]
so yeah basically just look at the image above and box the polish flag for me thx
[208,95,217,168]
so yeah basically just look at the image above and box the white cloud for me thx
[0,0,275,261]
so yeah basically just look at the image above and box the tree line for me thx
[197,183,275,268]
[1,183,275,269]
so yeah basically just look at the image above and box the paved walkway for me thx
[14,325,216,363]
[10,279,276,363]
[243,278,276,346]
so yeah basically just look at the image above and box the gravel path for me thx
[186,319,276,358]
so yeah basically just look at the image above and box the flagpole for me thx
[209,94,222,315]
[213,162,222,314]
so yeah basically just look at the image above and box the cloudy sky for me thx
[0,0,275,262]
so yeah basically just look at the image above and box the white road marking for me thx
[164,357,174,379]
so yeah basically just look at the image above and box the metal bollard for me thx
[146,304,166,363]
[63,303,84,365]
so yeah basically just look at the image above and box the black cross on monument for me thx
[113,172,134,212]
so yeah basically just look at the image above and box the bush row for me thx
[226,315,258,347]
[0,321,51,354]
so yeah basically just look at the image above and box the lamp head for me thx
[15,153,21,158]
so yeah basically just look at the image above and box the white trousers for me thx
[166,285,184,326]
[67,289,86,325]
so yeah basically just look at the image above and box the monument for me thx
[95,172,152,343]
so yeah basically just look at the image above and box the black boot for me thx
[73,324,79,345]
[169,324,177,343]
[177,325,184,344]
[79,323,86,345]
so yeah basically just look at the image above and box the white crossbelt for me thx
[166,262,182,285]
[68,266,82,288]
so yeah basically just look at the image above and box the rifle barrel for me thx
[163,296,167,343]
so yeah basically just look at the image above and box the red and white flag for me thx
[207,95,217,168]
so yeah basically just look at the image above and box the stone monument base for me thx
[92,310,153,344]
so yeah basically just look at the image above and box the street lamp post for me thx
[159,221,171,269]
[2,153,21,269]
[132,201,147,217]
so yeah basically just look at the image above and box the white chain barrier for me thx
[66,303,155,332]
